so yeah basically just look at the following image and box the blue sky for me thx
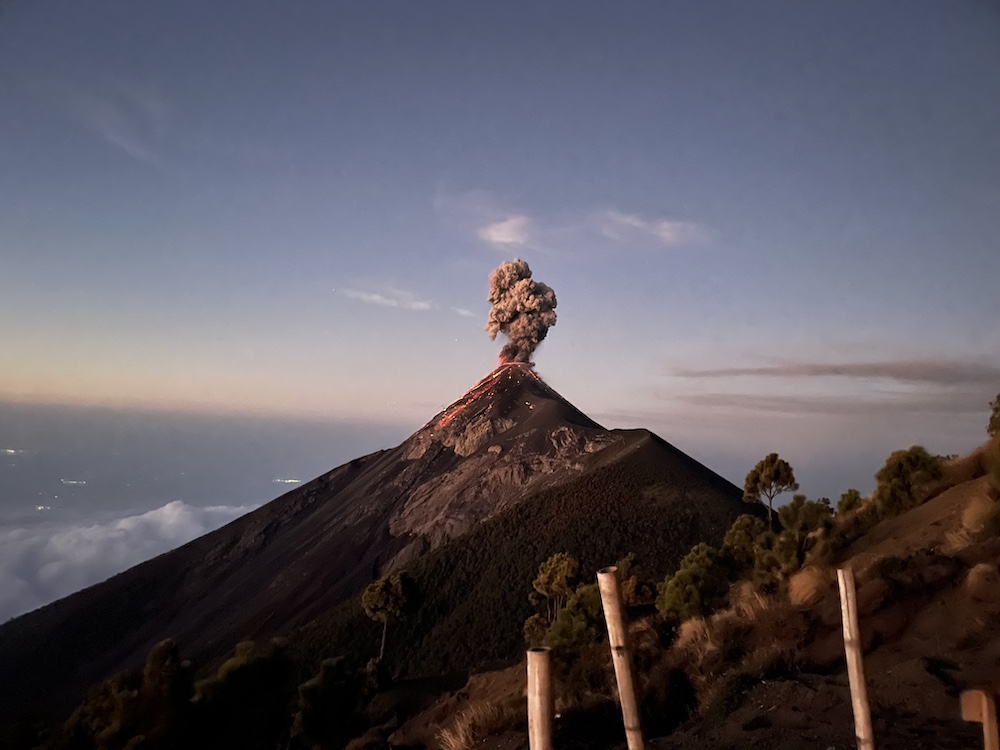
[3,0,1000,498]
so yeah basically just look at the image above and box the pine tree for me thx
[743,453,799,530]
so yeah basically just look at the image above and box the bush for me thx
[837,489,863,515]
[721,515,765,574]
[988,440,1000,500]
[656,544,732,623]
[192,639,296,750]
[289,656,365,749]
[827,503,881,554]
[753,496,833,582]
[543,582,604,653]
[874,446,943,517]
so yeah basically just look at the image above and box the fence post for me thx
[527,647,554,750]
[598,565,645,750]
[838,567,875,750]
[961,688,999,750]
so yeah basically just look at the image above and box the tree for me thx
[743,453,799,530]
[753,495,833,581]
[874,446,943,518]
[721,514,766,573]
[531,553,579,622]
[836,488,863,515]
[656,544,732,622]
[989,392,1000,438]
[361,572,413,662]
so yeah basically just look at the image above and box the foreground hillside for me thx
[392,441,1000,750]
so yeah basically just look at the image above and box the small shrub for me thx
[787,566,833,608]
[523,613,549,648]
[827,503,880,553]
[437,701,514,750]
[700,643,798,724]
[988,440,1000,500]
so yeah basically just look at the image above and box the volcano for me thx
[0,364,751,723]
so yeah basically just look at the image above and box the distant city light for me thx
[60,479,87,485]
[4,448,26,455]
[36,505,51,511]
[272,478,302,484]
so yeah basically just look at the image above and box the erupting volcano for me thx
[0,262,751,727]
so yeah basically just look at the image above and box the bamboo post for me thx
[597,565,645,750]
[961,688,999,750]
[527,647,554,750]
[838,567,875,750]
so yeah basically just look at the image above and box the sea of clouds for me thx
[0,500,259,624]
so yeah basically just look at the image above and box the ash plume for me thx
[485,259,557,364]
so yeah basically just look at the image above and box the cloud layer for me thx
[675,390,989,416]
[674,358,1000,386]
[0,501,257,623]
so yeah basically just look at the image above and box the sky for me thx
[3,0,1000,524]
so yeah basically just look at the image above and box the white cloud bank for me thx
[0,501,258,623]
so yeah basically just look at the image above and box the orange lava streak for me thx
[430,362,537,431]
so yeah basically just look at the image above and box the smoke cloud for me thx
[485,259,557,364]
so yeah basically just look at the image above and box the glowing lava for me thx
[431,362,542,432]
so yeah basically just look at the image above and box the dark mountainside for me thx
[0,363,750,726]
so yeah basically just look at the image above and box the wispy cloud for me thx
[437,190,714,254]
[341,287,434,311]
[598,210,711,246]
[339,286,475,318]
[477,215,531,247]
[64,79,173,165]
[673,358,1000,386]
[675,390,988,416]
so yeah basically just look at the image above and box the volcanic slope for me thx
[0,363,749,722]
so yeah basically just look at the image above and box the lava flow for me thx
[431,362,540,431]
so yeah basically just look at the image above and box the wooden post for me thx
[838,567,875,750]
[527,647,554,750]
[961,688,999,750]
[598,565,645,750]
